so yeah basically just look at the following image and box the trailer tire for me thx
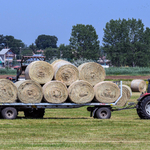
[137,96,150,119]
[24,109,45,118]
[1,107,17,119]
[96,107,111,119]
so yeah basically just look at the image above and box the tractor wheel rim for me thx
[145,102,150,116]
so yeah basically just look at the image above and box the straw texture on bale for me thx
[68,80,94,104]
[116,91,127,107]
[94,81,120,103]
[131,79,147,92]
[15,80,43,103]
[52,60,79,86]
[43,81,68,103]
[122,85,132,100]
[51,59,68,67]
[25,61,54,84]
[78,62,106,86]
[0,79,17,103]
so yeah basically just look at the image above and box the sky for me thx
[0,0,150,47]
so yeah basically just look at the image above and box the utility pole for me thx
[19,47,21,59]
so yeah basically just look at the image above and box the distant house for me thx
[97,57,111,68]
[0,48,16,67]
[36,49,44,53]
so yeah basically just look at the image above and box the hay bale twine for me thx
[122,85,132,100]
[94,81,120,103]
[0,79,17,103]
[78,62,106,86]
[43,81,68,103]
[15,80,43,103]
[25,61,54,84]
[131,79,146,92]
[68,80,94,104]
[52,60,79,86]
[116,91,127,107]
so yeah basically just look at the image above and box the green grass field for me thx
[105,67,150,75]
[0,92,150,150]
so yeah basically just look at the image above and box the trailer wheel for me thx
[24,109,45,118]
[137,96,150,119]
[96,107,111,119]
[1,107,17,119]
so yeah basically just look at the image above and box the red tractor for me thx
[136,79,150,119]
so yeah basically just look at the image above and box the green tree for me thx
[69,24,100,60]
[103,18,149,67]
[0,35,25,55]
[4,35,25,55]
[29,43,37,53]
[35,34,58,49]
[58,44,74,60]
[44,47,59,60]
[21,47,33,57]
[0,35,5,50]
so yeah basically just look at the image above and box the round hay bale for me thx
[43,81,68,103]
[78,62,106,86]
[116,91,127,107]
[53,60,79,86]
[0,79,17,103]
[51,59,67,67]
[15,80,43,103]
[25,61,54,84]
[94,81,120,103]
[131,79,146,92]
[122,85,132,100]
[68,80,94,104]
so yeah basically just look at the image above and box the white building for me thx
[0,48,16,67]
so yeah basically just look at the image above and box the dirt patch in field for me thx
[0,75,16,79]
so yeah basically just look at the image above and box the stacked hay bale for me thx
[50,60,131,106]
[0,79,17,103]
[94,81,120,103]
[116,85,132,107]
[68,80,94,104]
[15,80,43,103]
[78,62,106,86]
[42,81,68,104]
[1,59,132,106]
[25,61,54,84]
[52,59,79,86]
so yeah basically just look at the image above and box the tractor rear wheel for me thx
[137,96,150,119]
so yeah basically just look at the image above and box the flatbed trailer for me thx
[0,81,137,119]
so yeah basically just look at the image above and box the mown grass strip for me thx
[0,68,16,75]
[105,67,150,75]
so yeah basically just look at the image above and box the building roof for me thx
[0,48,10,55]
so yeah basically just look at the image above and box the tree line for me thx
[0,18,150,67]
